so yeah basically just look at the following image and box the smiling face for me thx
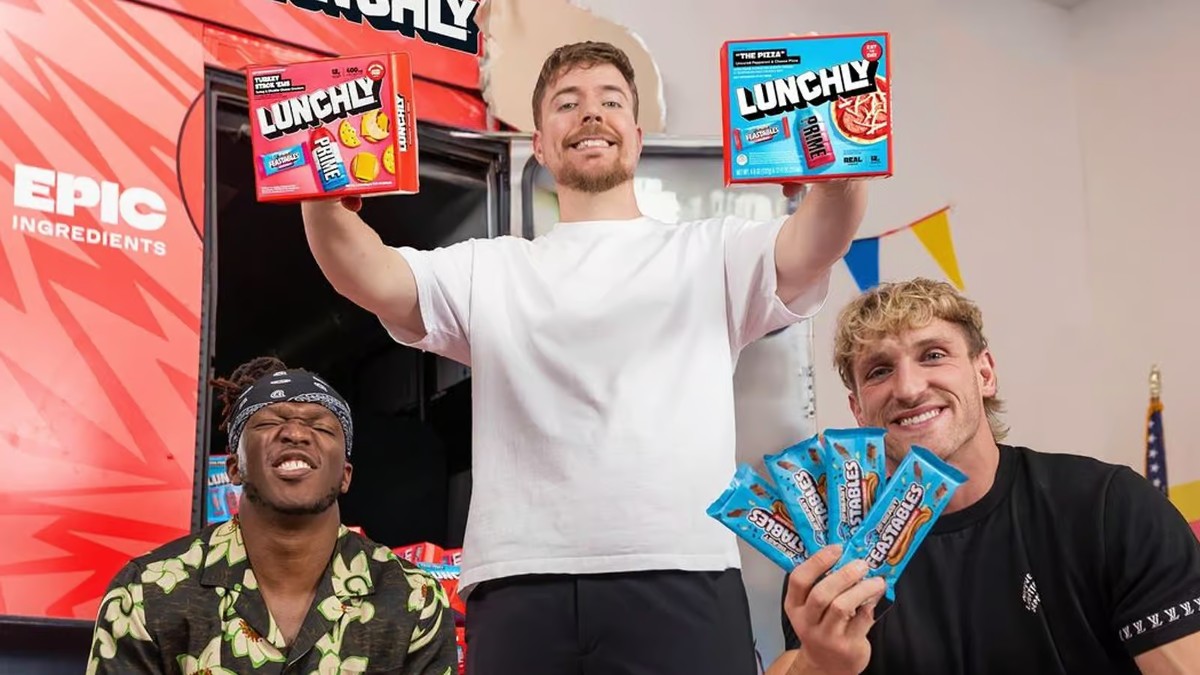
[532,61,642,194]
[847,319,997,465]
[227,401,351,516]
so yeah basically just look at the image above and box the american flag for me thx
[1146,397,1168,495]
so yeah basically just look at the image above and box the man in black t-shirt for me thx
[766,278,1200,675]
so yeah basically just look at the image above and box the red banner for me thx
[132,0,484,90]
[0,0,207,620]
[202,24,490,130]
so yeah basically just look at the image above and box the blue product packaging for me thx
[206,454,242,525]
[261,143,308,177]
[834,445,968,600]
[720,32,892,185]
[707,464,810,571]
[764,434,830,557]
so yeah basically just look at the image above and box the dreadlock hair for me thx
[210,356,288,455]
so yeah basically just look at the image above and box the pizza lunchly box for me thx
[247,52,419,203]
[720,33,892,186]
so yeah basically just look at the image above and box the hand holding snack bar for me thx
[782,545,886,675]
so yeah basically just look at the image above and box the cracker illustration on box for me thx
[247,52,419,202]
[351,152,379,182]
[382,144,395,175]
[361,110,390,143]
[339,119,361,149]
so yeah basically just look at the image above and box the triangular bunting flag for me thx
[843,237,880,292]
[910,209,964,289]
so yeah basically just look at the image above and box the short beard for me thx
[242,480,340,516]
[557,159,633,194]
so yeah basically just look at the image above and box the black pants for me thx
[464,568,758,675]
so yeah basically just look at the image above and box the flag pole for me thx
[1146,364,1167,495]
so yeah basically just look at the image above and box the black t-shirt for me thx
[781,444,1200,673]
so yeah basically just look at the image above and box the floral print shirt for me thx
[85,517,457,675]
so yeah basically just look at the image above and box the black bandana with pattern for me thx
[228,369,354,456]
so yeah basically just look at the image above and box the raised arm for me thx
[774,181,867,305]
[301,199,424,340]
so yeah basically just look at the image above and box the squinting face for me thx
[533,63,642,194]
[228,401,352,516]
[847,319,996,465]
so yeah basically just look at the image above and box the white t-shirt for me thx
[383,214,830,592]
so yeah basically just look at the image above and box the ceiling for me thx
[1036,0,1094,9]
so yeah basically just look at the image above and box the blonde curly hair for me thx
[832,278,1008,441]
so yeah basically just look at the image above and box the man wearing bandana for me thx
[84,356,458,675]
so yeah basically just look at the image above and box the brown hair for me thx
[833,278,1008,440]
[531,41,639,129]
[210,355,288,436]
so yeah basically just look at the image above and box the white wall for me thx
[571,0,1100,665]
[1072,0,1198,480]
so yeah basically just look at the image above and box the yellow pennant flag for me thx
[910,208,964,289]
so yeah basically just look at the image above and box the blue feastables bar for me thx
[834,445,968,601]
[707,464,811,571]
[261,144,308,177]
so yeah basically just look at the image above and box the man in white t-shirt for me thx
[300,40,868,675]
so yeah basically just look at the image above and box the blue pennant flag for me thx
[843,237,880,292]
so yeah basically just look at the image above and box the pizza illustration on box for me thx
[831,76,890,145]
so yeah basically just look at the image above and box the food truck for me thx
[0,1,817,670]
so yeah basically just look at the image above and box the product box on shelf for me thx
[206,455,241,525]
